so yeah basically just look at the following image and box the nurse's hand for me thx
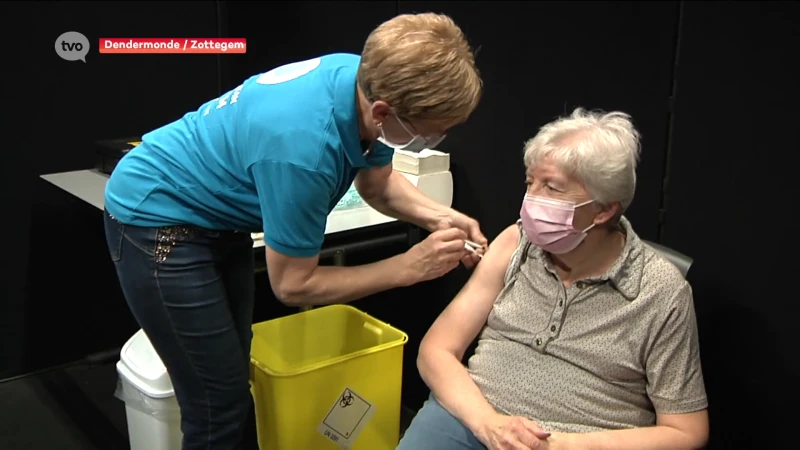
[436,210,488,269]
[405,228,470,283]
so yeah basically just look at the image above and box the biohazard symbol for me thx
[339,391,354,408]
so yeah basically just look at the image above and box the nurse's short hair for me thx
[358,13,482,123]
[523,108,642,213]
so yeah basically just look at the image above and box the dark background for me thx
[2,1,798,448]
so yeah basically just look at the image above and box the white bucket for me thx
[116,329,182,450]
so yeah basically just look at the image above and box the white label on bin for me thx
[317,387,376,449]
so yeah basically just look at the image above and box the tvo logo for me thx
[55,31,90,62]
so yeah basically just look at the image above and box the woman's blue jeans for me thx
[104,209,259,449]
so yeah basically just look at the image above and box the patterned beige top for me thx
[467,217,708,433]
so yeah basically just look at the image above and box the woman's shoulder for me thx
[494,222,523,251]
[481,222,525,280]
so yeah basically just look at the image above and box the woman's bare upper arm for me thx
[420,224,522,359]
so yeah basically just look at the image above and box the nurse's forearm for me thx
[279,252,417,306]
[365,170,448,232]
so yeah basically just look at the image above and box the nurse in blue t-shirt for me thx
[103,13,485,449]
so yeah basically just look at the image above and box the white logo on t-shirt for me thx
[256,57,321,85]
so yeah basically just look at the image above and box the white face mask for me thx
[376,113,446,153]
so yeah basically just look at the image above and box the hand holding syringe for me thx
[403,212,488,282]
[437,213,487,259]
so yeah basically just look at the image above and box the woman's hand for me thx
[476,413,552,450]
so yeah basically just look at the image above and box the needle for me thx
[437,214,486,258]
[465,240,485,250]
[464,241,484,258]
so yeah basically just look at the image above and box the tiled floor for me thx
[0,360,416,450]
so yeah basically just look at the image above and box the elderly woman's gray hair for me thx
[523,108,642,213]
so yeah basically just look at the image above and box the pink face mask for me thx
[520,195,596,255]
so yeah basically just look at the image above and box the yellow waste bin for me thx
[250,305,409,450]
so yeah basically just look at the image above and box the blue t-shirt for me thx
[104,53,394,258]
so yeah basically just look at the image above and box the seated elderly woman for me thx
[397,108,709,450]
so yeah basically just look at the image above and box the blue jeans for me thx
[104,210,259,450]
[397,393,487,450]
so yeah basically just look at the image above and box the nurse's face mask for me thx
[377,112,446,153]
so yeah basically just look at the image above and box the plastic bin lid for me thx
[117,329,175,398]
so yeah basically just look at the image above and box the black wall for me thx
[225,1,398,90]
[664,2,799,448]
[3,1,223,379]
[2,1,797,448]
[398,0,679,242]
